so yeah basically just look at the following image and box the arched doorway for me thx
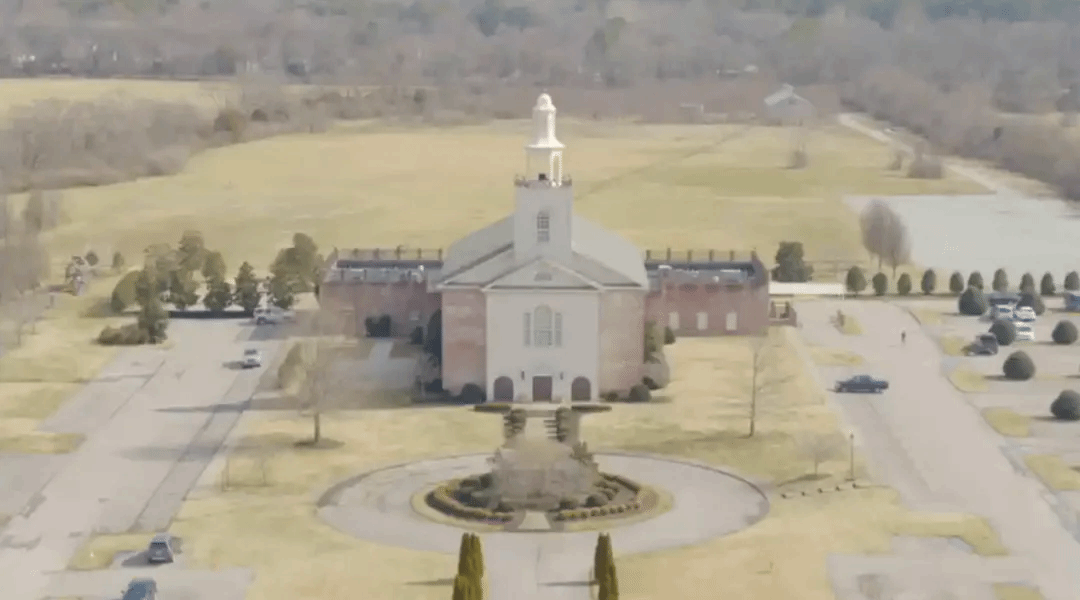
[571,377,591,401]
[493,377,514,402]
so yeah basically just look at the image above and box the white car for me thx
[1015,324,1036,342]
[253,307,295,325]
[241,348,262,368]
[987,304,1014,321]
[1012,306,1037,322]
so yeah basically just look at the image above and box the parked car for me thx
[968,333,999,356]
[253,306,295,325]
[146,533,177,564]
[121,578,157,600]
[1013,306,1037,322]
[241,348,262,368]
[1016,324,1036,342]
[1066,292,1080,312]
[986,304,1014,321]
[835,375,889,393]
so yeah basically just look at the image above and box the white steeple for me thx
[525,93,565,184]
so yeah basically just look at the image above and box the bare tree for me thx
[797,433,843,477]
[296,306,348,445]
[859,200,910,277]
[748,330,793,437]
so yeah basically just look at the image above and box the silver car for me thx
[242,348,262,369]
[146,534,176,564]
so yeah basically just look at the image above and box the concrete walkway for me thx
[0,320,280,600]
[797,300,1080,600]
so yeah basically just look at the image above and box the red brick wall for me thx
[441,289,487,396]
[319,280,440,337]
[645,281,769,336]
[598,290,646,395]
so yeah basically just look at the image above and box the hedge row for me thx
[846,267,1080,297]
[427,482,514,524]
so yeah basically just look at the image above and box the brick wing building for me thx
[319,94,769,402]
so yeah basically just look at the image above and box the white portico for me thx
[434,94,648,403]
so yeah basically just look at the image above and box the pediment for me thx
[484,259,599,290]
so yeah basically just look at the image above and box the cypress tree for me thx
[469,533,485,579]
[457,533,476,581]
[594,533,611,584]
[606,560,619,600]
[452,574,472,600]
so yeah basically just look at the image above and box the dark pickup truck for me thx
[835,375,889,393]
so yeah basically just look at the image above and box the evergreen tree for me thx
[845,266,867,296]
[234,261,262,314]
[992,268,1009,292]
[111,251,125,271]
[203,277,233,312]
[1041,272,1057,296]
[920,269,937,295]
[469,533,485,579]
[202,250,228,281]
[137,296,169,343]
[457,533,476,581]
[166,269,199,310]
[268,262,299,309]
[949,271,965,295]
[1020,272,1035,292]
[451,574,474,600]
[896,272,912,296]
[177,229,207,274]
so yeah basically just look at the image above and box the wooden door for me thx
[493,377,514,402]
[532,376,553,402]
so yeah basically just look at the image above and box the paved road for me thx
[797,300,1080,600]
[0,319,280,600]
[319,452,769,600]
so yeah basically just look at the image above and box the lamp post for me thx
[848,432,856,482]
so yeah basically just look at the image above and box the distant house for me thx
[763,84,816,126]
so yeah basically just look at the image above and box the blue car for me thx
[835,375,889,394]
[121,578,157,600]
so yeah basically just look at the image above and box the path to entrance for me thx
[317,453,769,600]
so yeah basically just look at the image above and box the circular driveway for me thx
[317,453,769,555]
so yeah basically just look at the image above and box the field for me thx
[64,329,990,600]
[0,79,1000,600]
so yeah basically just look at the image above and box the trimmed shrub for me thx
[1017,292,1046,316]
[871,272,888,296]
[920,269,936,295]
[109,270,140,313]
[409,326,424,345]
[363,315,392,337]
[1066,271,1080,292]
[992,269,1008,292]
[628,384,651,403]
[663,326,676,345]
[896,273,912,296]
[642,376,661,390]
[1002,351,1036,381]
[1051,390,1080,421]
[460,383,485,404]
[958,286,989,316]
[111,251,125,270]
[97,323,149,346]
[967,271,984,289]
[1041,272,1057,296]
[1053,320,1078,345]
[990,318,1017,346]
[601,391,619,402]
[84,250,99,267]
[949,271,965,295]
[1020,272,1035,292]
[845,266,867,296]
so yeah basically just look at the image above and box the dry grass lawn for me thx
[0,279,125,453]
[939,335,971,357]
[910,307,944,326]
[620,489,1005,600]
[125,327,1008,600]
[948,368,988,393]
[994,583,1047,600]
[808,346,864,366]
[1023,454,1080,491]
[981,408,1032,437]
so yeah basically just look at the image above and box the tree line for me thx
[102,230,325,345]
